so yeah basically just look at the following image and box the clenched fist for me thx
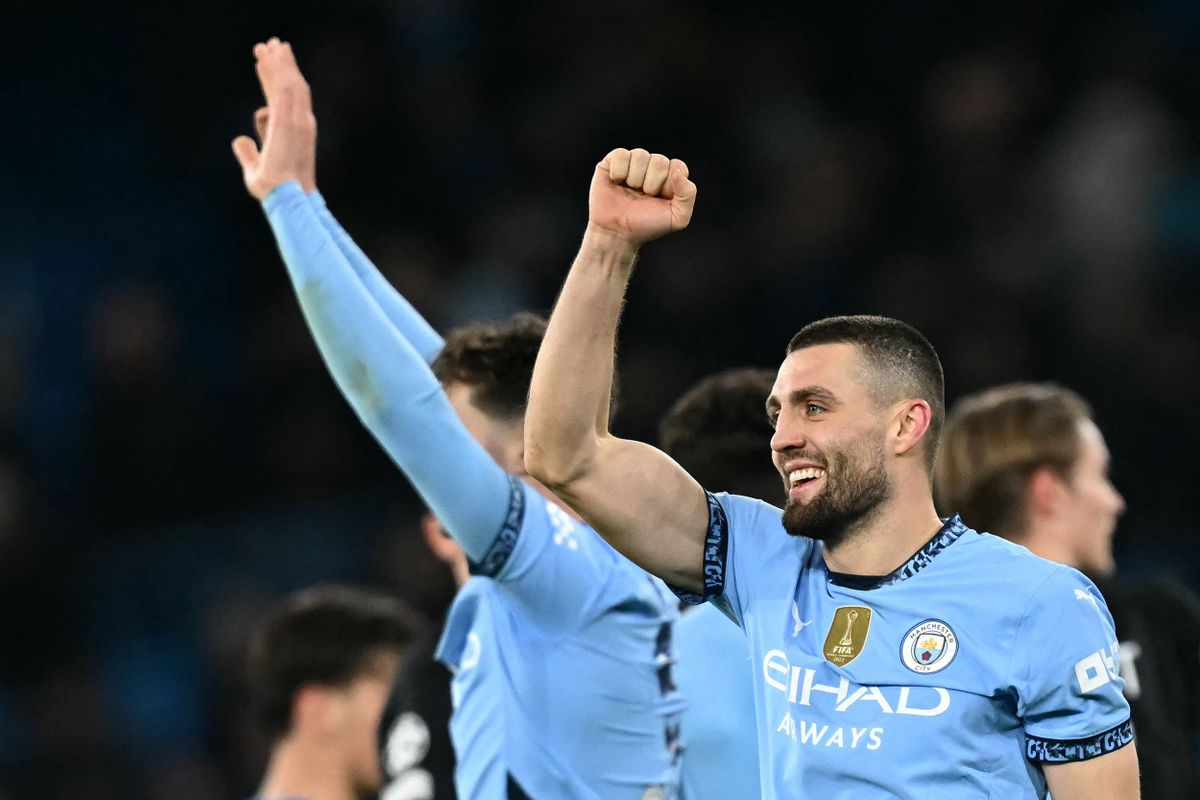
[588,148,697,247]
[231,38,317,200]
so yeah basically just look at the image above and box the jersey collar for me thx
[823,514,970,591]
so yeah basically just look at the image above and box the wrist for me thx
[581,223,641,266]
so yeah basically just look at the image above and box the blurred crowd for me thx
[3,0,1199,796]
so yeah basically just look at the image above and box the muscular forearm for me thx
[307,191,444,365]
[525,225,638,486]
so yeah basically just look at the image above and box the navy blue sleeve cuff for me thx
[668,491,729,605]
[468,476,526,578]
[1025,718,1134,763]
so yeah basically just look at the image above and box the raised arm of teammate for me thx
[231,38,510,562]
[248,104,445,365]
[524,148,710,593]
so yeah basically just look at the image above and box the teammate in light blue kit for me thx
[525,146,1140,798]
[658,369,778,800]
[232,41,684,798]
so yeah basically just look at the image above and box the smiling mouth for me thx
[789,467,827,488]
[787,468,827,500]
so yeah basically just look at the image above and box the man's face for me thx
[767,344,893,546]
[444,382,525,474]
[1061,419,1125,577]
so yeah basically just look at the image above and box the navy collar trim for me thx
[825,515,969,591]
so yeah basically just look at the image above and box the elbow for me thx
[523,430,591,492]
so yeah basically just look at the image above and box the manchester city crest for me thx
[900,619,958,674]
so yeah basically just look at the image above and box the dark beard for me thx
[781,440,892,547]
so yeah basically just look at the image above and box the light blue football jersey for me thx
[672,493,1132,799]
[437,478,687,799]
[675,602,761,800]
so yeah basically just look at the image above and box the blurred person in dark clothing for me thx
[937,382,1200,800]
[375,514,463,800]
[658,368,778,800]
[246,585,425,800]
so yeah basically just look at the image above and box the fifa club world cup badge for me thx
[900,619,959,674]
[823,606,872,666]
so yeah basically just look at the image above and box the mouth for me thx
[787,466,827,502]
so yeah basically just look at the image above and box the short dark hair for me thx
[787,315,945,471]
[659,368,781,501]
[246,585,425,742]
[936,383,1092,538]
[431,311,618,422]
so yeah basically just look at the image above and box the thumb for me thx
[668,162,696,228]
[668,161,694,202]
[231,135,261,172]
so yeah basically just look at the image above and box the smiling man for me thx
[524,147,1140,798]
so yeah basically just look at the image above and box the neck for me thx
[1018,518,1081,571]
[822,492,944,576]
[258,736,354,800]
[450,553,470,588]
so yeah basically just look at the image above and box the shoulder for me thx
[713,492,797,545]
[942,528,1106,623]
[952,526,1068,590]
[713,491,811,565]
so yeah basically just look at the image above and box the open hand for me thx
[231,38,317,200]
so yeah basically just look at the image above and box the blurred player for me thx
[246,585,425,800]
[375,515,463,799]
[232,40,684,797]
[524,147,1139,797]
[937,382,1200,799]
[659,368,777,800]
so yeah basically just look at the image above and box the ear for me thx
[891,399,932,459]
[1027,466,1066,519]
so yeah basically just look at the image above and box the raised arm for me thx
[308,192,444,364]
[248,97,444,364]
[232,39,511,563]
[524,149,709,593]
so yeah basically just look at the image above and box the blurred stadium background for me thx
[3,0,1199,796]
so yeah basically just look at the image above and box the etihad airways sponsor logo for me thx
[762,649,951,717]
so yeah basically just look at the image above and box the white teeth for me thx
[789,468,827,486]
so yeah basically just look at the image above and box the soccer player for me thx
[524,147,1140,798]
[937,382,1200,799]
[246,585,425,800]
[232,41,684,797]
[659,368,777,800]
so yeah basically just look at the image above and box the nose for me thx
[771,414,808,454]
[1111,483,1126,517]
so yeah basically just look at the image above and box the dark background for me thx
[2,0,1199,796]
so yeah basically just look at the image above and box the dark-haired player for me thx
[233,41,683,797]
[524,148,1139,797]
[660,368,777,799]
[938,382,1200,799]
[247,585,425,800]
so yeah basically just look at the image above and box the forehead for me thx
[770,342,868,401]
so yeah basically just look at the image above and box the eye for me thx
[767,412,779,429]
[806,403,826,416]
